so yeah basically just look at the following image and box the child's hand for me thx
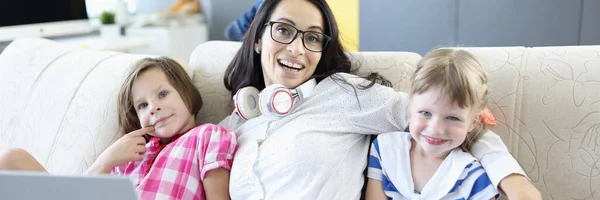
[96,127,154,169]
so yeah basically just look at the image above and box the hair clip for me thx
[481,107,497,125]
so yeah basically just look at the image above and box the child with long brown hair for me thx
[0,57,237,200]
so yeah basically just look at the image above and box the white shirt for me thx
[223,73,525,200]
[368,132,499,200]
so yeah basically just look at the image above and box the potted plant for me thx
[99,11,120,40]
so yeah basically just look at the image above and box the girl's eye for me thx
[419,111,431,117]
[447,116,461,121]
[158,90,169,98]
[138,103,148,110]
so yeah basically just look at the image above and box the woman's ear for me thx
[255,40,262,54]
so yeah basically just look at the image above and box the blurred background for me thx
[0,0,598,57]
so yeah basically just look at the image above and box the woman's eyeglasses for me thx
[264,21,331,52]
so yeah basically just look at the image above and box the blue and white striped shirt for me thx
[367,132,499,200]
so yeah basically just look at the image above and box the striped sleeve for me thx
[199,124,238,181]
[451,161,499,200]
[469,172,499,200]
[367,138,383,181]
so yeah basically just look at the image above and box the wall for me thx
[581,0,600,45]
[360,0,600,55]
[329,0,360,52]
[360,0,456,54]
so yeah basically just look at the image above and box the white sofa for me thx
[1,38,599,199]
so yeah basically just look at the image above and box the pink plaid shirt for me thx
[112,123,237,200]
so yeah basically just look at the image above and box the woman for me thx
[223,0,541,199]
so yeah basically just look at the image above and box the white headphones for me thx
[233,79,316,120]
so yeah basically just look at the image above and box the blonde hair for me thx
[411,49,490,151]
[117,57,202,135]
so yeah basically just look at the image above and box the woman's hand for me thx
[86,127,154,174]
[499,174,542,200]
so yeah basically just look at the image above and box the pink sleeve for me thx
[111,161,139,176]
[198,124,238,181]
[111,166,122,175]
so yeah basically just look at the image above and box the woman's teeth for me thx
[278,60,302,71]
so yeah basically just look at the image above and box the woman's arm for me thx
[470,131,541,199]
[203,168,231,200]
[343,76,408,135]
[365,179,388,200]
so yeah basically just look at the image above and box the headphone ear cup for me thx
[259,84,294,119]
[234,87,260,120]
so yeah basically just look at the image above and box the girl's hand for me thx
[95,127,154,170]
[365,178,388,200]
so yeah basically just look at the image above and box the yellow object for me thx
[328,0,359,52]
[166,0,200,14]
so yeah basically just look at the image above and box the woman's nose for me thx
[287,35,306,55]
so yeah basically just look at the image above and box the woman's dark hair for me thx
[224,0,390,97]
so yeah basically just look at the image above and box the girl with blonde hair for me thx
[366,49,501,199]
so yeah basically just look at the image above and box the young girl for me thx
[0,57,237,200]
[366,49,499,200]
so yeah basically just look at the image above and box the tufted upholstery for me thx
[1,38,599,199]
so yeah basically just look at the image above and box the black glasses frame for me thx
[264,21,331,52]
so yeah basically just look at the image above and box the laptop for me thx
[0,171,139,200]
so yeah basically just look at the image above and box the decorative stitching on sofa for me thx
[43,52,123,167]
[23,50,74,110]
